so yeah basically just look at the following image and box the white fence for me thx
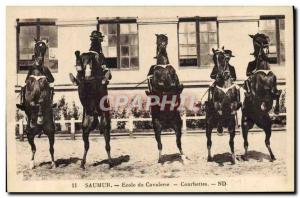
[15,113,286,141]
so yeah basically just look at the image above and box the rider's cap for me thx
[249,33,270,47]
[224,50,235,57]
[90,30,104,39]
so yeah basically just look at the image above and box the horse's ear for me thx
[222,46,225,50]
[212,48,216,53]
[249,34,254,38]
[34,37,38,42]
[75,50,80,57]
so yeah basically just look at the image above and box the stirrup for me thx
[16,104,26,111]
[69,73,78,85]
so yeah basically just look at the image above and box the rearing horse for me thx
[205,48,241,164]
[75,48,112,169]
[22,39,56,169]
[241,33,281,161]
[146,34,185,163]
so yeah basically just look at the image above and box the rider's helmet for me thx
[249,33,270,57]
[224,49,235,60]
[90,30,104,42]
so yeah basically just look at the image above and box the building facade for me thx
[14,11,286,112]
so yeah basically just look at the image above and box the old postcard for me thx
[6,6,294,192]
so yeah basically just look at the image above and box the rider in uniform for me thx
[244,33,281,97]
[69,30,111,87]
[209,49,237,135]
[16,50,55,111]
[243,34,269,96]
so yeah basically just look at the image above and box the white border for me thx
[1,0,299,197]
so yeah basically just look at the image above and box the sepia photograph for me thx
[6,6,295,192]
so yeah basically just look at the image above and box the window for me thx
[259,15,285,65]
[99,18,139,69]
[17,19,58,73]
[178,17,218,67]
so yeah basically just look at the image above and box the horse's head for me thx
[155,34,169,65]
[33,39,48,66]
[212,47,230,81]
[249,33,270,60]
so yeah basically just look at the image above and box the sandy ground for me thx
[16,131,287,180]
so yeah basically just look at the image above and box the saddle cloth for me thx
[215,83,239,94]
[253,69,272,75]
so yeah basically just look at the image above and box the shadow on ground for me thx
[159,153,183,164]
[39,157,81,168]
[238,150,272,161]
[92,155,130,168]
[212,152,233,166]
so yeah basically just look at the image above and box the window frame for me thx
[177,17,218,68]
[97,17,139,70]
[259,15,285,66]
[16,18,57,74]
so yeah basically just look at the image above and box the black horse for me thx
[242,34,281,162]
[205,48,241,164]
[146,34,185,163]
[21,40,56,169]
[75,50,112,169]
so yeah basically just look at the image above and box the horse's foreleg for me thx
[27,133,36,169]
[102,115,112,164]
[264,125,276,161]
[206,123,213,162]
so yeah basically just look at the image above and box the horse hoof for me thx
[270,156,276,162]
[207,156,213,162]
[181,155,188,164]
[242,155,248,161]
[158,158,163,164]
[80,161,86,169]
[274,108,280,115]
[50,162,56,169]
[29,161,35,169]
[231,156,236,165]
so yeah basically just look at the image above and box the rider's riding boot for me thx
[244,80,252,97]
[70,50,82,86]
[69,73,79,85]
[272,89,282,114]
[16,86,26,111]
[50,87,57,108]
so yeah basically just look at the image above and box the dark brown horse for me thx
[205,48,241,164]
[241,33,281,161]
[75,50,112,169]
[22,40,56,169]
[146,34,185,163]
